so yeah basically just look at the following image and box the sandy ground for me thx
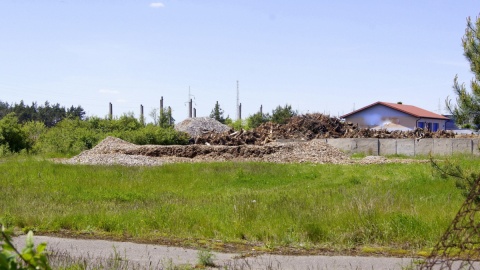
[12,235,416,269]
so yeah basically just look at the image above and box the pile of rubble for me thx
[175,117,231,137]
[62,136,352,165]
[62,136,425,166]
[193,113,457,146]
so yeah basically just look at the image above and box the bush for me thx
[0,113,27,153]
[34,118,100,156]
[247,112,270,129]
[113,125,189,145]
[225,118,250,131]
[0,228,52,270]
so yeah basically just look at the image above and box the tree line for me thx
[209,102,297,129]
[0,100,85,127]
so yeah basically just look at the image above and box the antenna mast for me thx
[236,80,239,120]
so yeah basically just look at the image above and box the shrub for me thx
[0,113,27,153]
[0,228,52,270]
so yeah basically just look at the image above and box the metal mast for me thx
[236,80,239,120]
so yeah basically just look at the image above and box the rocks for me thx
[175,117,231,137]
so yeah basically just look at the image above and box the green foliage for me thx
[246,111,270,129]
[196,249,215,267]
[114,125,189,145]
[446,16,480,130]
[34,118,99,156]
[0,228,51,270]
[209,101,226,124]
[34,116,188,156]
[0,113,27,153]
[0,100,85,127]
[226,118,249,131]
[271,104,297,124]
[21,121,46,153]
[159,108,175,128]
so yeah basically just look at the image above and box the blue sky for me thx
[1,1,479,123]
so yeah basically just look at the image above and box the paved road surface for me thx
[12,235,416,269]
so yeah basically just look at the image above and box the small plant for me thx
[0,226,52,270]
[196,249,215,268]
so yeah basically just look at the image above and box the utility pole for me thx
[109,102,112,120]
[140,104,144,126]
[187,86,195,118]
[160,96,164,124]
[236,80,240,120]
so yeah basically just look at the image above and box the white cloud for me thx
[150,2,165,8]
[99,89,119,95]
[116,99,127,103]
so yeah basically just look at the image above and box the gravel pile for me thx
[62,136,353,166]
[175,117,231,137]
[64,153,165,166]
[61,136,424,166]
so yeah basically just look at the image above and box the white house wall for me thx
[345,105,415,129]
[344,104,446,130]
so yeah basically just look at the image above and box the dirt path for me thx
[13,235,416,269]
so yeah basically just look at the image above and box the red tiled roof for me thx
[340,101,449,120]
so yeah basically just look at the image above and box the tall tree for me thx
[209,101,226,124]
[447,16,480,130]
[271,104,297,124]
[159,107,174,128]
[247,111,271,129]
[149,108,159,126]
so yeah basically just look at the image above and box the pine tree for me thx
[209,101,226,124]
[447,16,480,130]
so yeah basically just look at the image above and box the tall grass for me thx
[1,156,477,252]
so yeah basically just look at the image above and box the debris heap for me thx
[63,136,351,165]
[193,114,456,145]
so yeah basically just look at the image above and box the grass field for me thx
[1,155,479,256]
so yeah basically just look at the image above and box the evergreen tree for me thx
[209,101,226,124]
[447,16,480,130]
[159,107,174,128]
[247,111,271,129]
[271,104,297,124]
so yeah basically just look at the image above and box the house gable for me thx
[341,102,448,131]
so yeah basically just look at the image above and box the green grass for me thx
[1,155,479,253]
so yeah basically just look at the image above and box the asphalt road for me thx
[12,235,416,269]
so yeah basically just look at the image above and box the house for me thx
[340,101,449,131]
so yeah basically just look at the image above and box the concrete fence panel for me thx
[355,138,379,155]
[325,138,478,156]
[326,138,356,153]
[473,139,480,156]
[452,139,473,154]
[379,139,396,156]
[396,139,415,156]
[415,139,434,156]
[433,139,453,156]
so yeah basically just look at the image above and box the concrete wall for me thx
[326,138,480,156]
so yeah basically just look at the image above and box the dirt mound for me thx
[64,136,352,165]
[193,113,457,145]
[175,117,230,137]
